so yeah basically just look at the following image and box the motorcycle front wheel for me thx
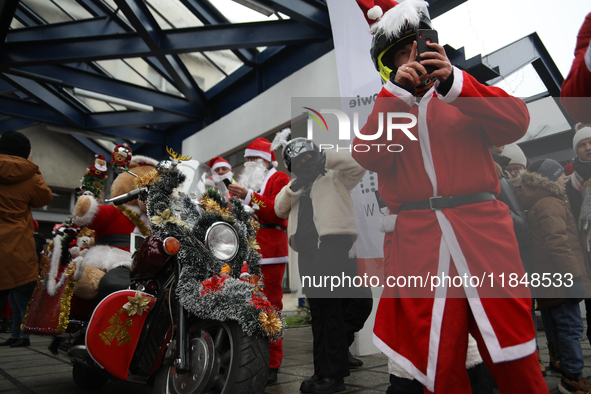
[154,319,269,394]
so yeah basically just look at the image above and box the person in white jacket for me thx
[275,139,368,394]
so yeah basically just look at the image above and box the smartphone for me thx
[416,29,439,74]
[222,178,232,187]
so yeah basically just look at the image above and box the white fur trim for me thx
[211,161,231,171]
[384,80,416,106]
[260,168,277,196]
[272,161,278,168]
[379,215,397,233]
[244,149,272,162]
[260,256,289,265]
[386,333,483,378]
[82,245,133,271]
[131,155,158,167]
[367,5,383,20]
[73,195,100,227]
[47,234,68,296]
[436,67,463,103]
[244,189,253,205]
[369,0,429,38]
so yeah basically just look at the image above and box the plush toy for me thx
[72,155,157,300]
[111,144,133,173]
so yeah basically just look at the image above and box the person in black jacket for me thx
[565,124,591,347]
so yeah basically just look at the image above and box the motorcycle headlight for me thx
[205,222,239,261]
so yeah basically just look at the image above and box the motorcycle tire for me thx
[154,319,269,394]
[72,362,109,389]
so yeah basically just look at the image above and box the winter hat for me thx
[33,220,39,233]
[528,159,564,182]
[244,138,278,167]
[356,0,429,36]
[502,144,527,168]
[0,130,31,159]
[573,125,591,152]
[208,156,232,171]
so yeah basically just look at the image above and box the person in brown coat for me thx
[518,158,591,394]
[0,130,53,348]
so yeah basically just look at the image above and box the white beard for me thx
[239,160,268,192]
[212,171,233,183]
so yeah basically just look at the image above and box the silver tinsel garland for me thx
[145,161,283,340]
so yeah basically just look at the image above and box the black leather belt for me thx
[399,192,496,211]
[95,234,145,248]
[259,224,284,231]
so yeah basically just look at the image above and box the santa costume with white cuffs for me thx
[72,155,156,273]
[239,137,290,370]
[352,0,547,393]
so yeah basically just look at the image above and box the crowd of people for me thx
[1,0,591,393]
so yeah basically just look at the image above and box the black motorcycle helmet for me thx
[282,138,320,173]
[370,7,433,83]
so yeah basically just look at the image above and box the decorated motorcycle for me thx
[23,151,282,394]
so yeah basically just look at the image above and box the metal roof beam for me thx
[10,65,198,117]
[71,135,111,158]
[6,17,128,42]
[115,0,208,113]
[85,111,196,130]
[180,0,257,65]
[268,0,330,32]
[0,0,18,43]
[1,73,85,125]
[0,95,72,125]
[0,117,37,133]
[0,20,331,67]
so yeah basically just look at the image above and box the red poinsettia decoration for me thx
[200,275,227,296]
[250,294,272,312]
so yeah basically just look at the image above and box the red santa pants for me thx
[426,297,548,394]
[261,263,286,369]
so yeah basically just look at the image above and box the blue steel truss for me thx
[0,0,500,158]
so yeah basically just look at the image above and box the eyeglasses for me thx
[506,166,525,175]
[244,157,260,162]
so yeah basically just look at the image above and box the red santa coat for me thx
[73,197,150,271]
[352,67,534,391]
[561,13,591,123]
[244,168,290,265]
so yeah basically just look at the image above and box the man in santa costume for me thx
[561,13,591,124]
[351,1,548,393]
[227,138,289,384]
[205,156,235,189]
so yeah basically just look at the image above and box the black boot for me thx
[0,337,18,346]
[10,338,30,347]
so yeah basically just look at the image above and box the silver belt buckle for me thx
[429,196,443,210]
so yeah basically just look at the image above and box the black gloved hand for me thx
[291,177,306,192]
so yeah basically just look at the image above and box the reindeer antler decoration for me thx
[166,147,192,161]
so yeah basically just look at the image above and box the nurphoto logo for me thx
[303,107,417,153]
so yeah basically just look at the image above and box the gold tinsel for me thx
[249,237,260,250]
[250,219,260,234]
[134,169,161,188]
[201,197,234,222]
[116,205,151,236]
[259,310,283,335]
[122,290,151,316]
[79,227,95,238]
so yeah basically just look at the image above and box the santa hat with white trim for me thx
[357,0,433,83]
[208,156,232,171]
[358,0,431,38]
[244,138,278,167]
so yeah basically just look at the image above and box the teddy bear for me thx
[72,155,157,300]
